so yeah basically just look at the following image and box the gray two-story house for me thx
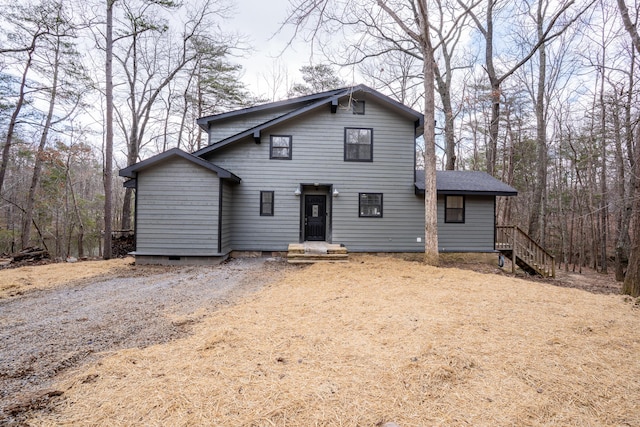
[120,85,517,265]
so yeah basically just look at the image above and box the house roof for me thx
[196,87,349,128]
[415,170,518,196]
[119,147,241,183]
[193,84,424,158]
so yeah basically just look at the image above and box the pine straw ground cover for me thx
[0,258,132,299]
[31,255,639,426]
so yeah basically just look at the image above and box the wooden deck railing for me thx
[496,226,555,278]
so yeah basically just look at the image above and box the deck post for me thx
[511,226,517,274]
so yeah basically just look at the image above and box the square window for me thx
[352,100,365,115]
[345,128,373,161]
[445,195,465,223]
[359,193,383,217]
[270,135,292,160]
[260,191,274,216]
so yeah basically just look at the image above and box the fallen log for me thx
[11,247,50,262]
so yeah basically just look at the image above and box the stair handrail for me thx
[496,225,555,277]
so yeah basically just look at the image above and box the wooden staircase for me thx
[496,226,555,278]
[287,242,349,264]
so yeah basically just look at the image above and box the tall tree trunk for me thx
[487,80,500,176]
[500,102,516,225]
[617,49,636,281]
[617,0,640,295]
[433,10,465,172]
[120,28,139,233]
[435,67,457,170]
[103,0,114,259]
[617,0,640,54]
[414,1,439,266]
[598,38,608,273]
[22,36,62,249]
[623,128,640,296]
[483,0,498,177]
[613,98,627,281]
[0,47,35,195]
[423,46,439,266]
[528,4,548,245]
[67,158,85,259]
[121,123,139,231]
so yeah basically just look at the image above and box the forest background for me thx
[0,0,638,292]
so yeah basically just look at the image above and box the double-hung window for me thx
[260,191,274,216]
[445,195,465,223]
[359,193,383,218]
[270,135,292,160]
[344,128,373,161]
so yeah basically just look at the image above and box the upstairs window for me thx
[260,191,274,216]
[352,100,365,115]
[344,128,373,162]
[270,135,292,160]
[445,195,465,223]
[359,193,383,217]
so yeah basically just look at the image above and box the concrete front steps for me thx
[287,242,349,264]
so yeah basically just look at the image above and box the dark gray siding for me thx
[205,96,424,252]
[136,157,220,256]
[220,181,233,254]
[437,195,495,252]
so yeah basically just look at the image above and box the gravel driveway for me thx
[0,257,289,424]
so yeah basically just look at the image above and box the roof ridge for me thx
[196,86,352,126]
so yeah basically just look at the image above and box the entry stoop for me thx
[287,242,349,264]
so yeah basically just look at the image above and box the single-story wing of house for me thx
[119,84,517,265]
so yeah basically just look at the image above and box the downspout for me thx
[218,180,223,254]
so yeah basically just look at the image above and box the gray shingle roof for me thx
[415,170,517,196]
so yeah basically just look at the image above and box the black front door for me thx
[304,195,326,241]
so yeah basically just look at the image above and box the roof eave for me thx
[438,190,518,196]
[196,86,350,127]
[414,186,518,197]
[119,148,240,183]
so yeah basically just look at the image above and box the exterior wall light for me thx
[294,185,301,196]
[332,188,339,197]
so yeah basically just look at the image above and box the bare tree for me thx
[359,51,424,109]
[616,0,640,296]
[21,1,86,249]
[433,0,473,170]
[514,0,582,246]
[0,1,57,195]
[260,59,290,102]
[114,0,229,231]
[104,0,115,259]
[459,0,595,177]
[617,0,640,54]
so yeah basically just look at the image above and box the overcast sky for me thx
[224,0,315,98]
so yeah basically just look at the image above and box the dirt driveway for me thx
[0,257,289,424]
